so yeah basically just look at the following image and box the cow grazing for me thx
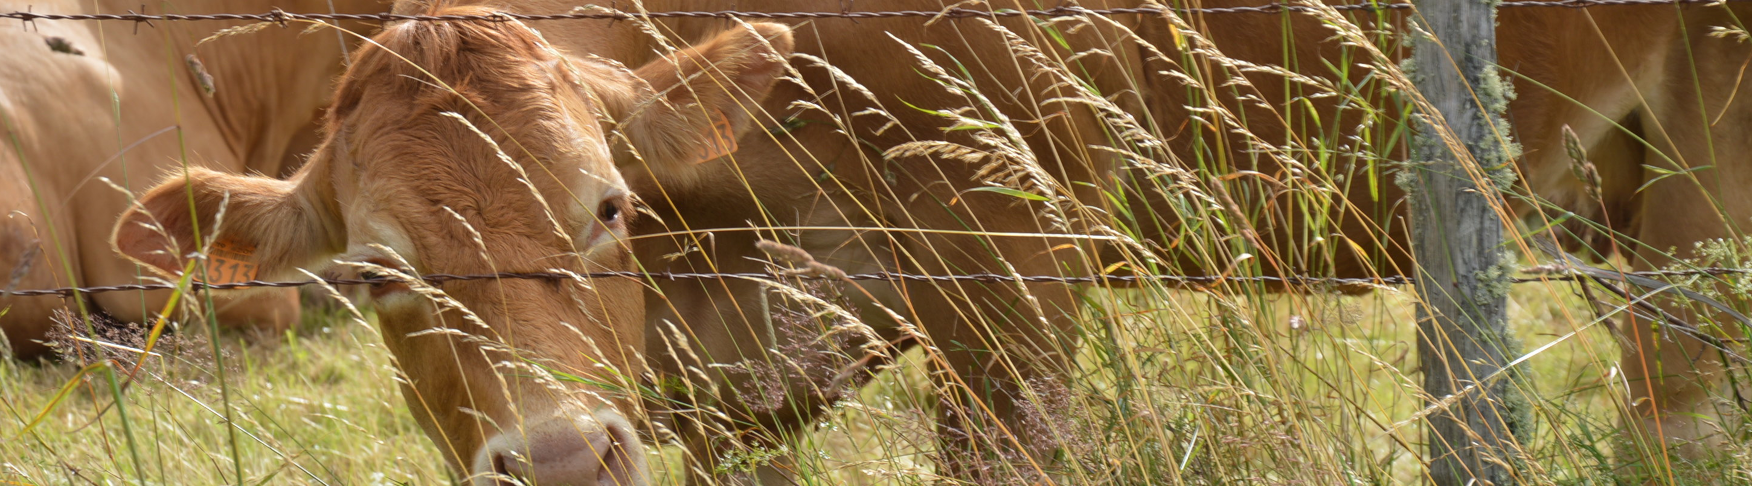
[110,5,793,485]
[433,0,1752,483]
[0,0,389,358]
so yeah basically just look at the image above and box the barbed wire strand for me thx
[3,0,1749,25]
[1,272,1405,297]
[4,266,1746,297]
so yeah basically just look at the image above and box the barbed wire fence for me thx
[9,3,1752,483]
[3,5,1749,486]
[2,0,1749,24]
[3,0,1748,296]
[6,265,1751,297]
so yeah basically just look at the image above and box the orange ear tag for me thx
[198,239,260,285]
[690,109,740,165]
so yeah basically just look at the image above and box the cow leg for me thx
[0,210,71,360]
[905,276,1079,483]
[1617,200,1747,460]
[208,289,301,333]
[1618,170,1750,458]
[85,288,300,336]
[648,274,899,485]
[1611,17,1752,462]
[0,241,64,360]
[889,221,1084,481]
[0,157,82,360]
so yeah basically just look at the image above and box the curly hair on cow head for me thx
[327,3,571,127]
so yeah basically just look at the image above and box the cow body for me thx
[1532,4,1752,454]
[477,0,1752,482]
[485,4,1153,481]
[0,0,377,357]
[51,0,1748,483]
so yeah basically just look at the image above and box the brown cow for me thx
[453,0,1752,483]
[110,5,794,485]
[1504,3,1751,463]
[0,0,387,358]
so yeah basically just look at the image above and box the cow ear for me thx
[615,22,793,176]
[112,168,341,285]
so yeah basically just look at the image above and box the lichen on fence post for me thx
[1403,0,1530,484]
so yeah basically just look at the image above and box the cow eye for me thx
[598,197,623,224]
[355,259,411,298]
[359,269,389,287]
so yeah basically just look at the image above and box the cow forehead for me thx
[336,118,623,268]
[345,54,618,168]
[339,71,614,188]
[355,118,617,210]
[334,20,615,168]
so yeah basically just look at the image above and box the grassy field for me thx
[8,2,1752,485]
[6,276,1737,485]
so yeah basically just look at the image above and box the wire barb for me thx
[6,265,1750,297]
[2,0,1746,25]
[0,271,1418,297]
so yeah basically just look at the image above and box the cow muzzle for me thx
[472,409,647,486]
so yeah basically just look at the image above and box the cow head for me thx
[111,7,792,485]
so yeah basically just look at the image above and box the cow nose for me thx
[474,411,647,486]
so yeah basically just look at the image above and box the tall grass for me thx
[1,279,1696,484]
[6,0,1752,484]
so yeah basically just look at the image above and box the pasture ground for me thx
[3,275,1745,484]
[4,6,1750,483]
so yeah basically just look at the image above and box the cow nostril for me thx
[488,449,528,485]
[596,415,646,485]
[599,425,631,484]
[490,450,511,477]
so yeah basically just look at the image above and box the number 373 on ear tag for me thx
[197,239,260,285]
[691,109,740,165]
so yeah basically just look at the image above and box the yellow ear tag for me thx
[691,109,739,165]
[198,239,260,285]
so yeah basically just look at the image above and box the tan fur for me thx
[1502,6,1752,457]
[112,4,793,484]
[439,1,1752,482]
[0,0,380,358]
